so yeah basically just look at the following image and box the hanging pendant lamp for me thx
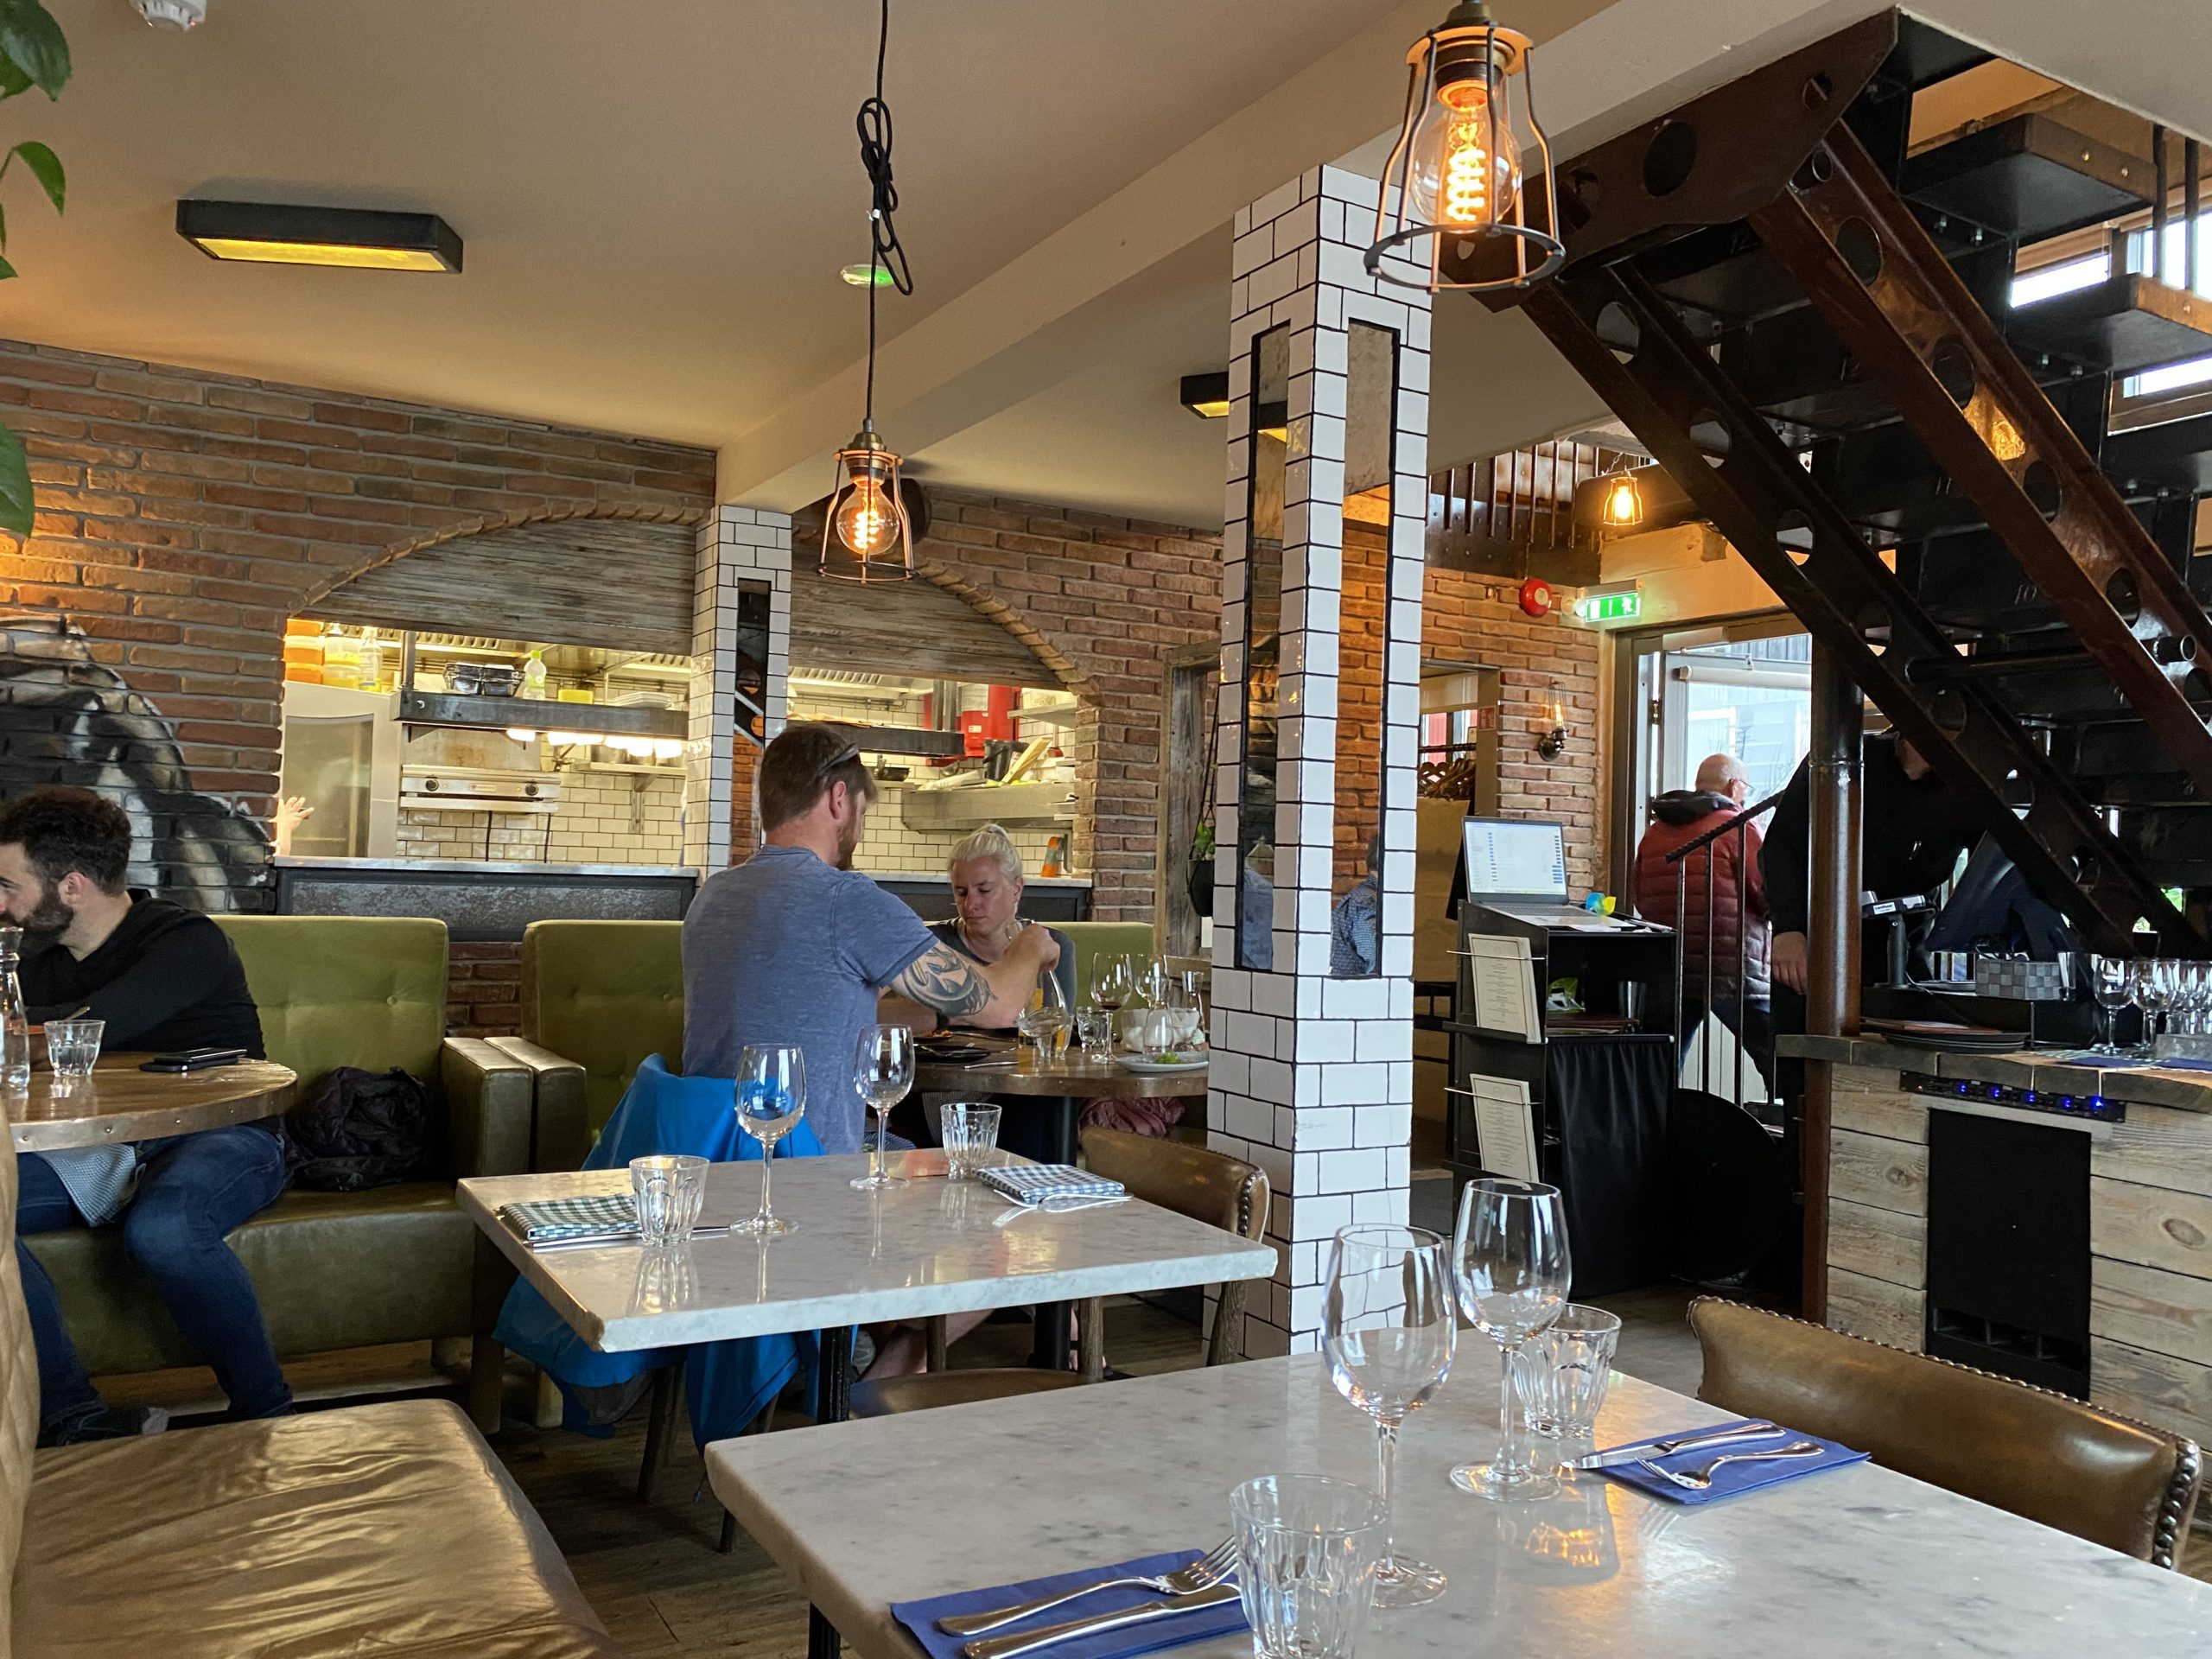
[822,0,917,582]
[1363,1,1566,295]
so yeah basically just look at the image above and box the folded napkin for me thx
[1596,1422,1867,1505]
[497,1192,640,1247]
[980,1163,1127,1207]
[892,1549,1245,1659]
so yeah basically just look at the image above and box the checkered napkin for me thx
[979,1163,1126,1206]
[497,1193,640,1247]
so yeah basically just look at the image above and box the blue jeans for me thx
[16,1124,293,1426]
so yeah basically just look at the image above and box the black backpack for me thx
[285,1067,440,1192]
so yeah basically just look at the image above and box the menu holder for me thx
[1463,934,1541,1044]
[1465,1071,1540,1183]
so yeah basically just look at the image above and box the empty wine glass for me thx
[1451,1178,1571,1501]
[2088,954,2135,1057]
[851,1024,914,1191]
[1091,954,1134,1015]
[2133,958,2175,1056]
[1321,1224,1456,1607]
[734,1044,806,1236]
[1138,955,1172,1010]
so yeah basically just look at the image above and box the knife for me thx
[960,1584,1241,1659]
[1571,1420,1784,1471]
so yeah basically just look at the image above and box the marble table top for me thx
[709,1350,2209,1659]
[458,1150,1274,1352]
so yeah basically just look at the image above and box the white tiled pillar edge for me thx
[1207,167,1432,1359]
[685,505,792,868]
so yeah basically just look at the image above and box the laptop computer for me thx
[1459,817,1597,926]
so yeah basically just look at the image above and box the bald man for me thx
[1632,753,1772,1094]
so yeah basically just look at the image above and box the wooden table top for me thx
[914,1039,1209,1099]
[10,1056,298,1153]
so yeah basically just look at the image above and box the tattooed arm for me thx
[887,931,1058,1029]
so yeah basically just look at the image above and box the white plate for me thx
[1118,1055,1209,1074]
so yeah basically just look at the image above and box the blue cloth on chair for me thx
[493,1053,826,1448]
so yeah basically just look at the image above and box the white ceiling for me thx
[8,0,2209,531]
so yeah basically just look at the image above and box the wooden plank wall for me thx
[1826,1063,2212,1451]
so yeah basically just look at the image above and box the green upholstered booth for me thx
[22,916,533,1430]
[493,919,685,1161]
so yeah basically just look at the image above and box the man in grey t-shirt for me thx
[683,722,1058,1156]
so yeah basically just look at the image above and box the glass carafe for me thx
[0,925,30,1099]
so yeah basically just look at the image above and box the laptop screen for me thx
[1462,818,1568,901]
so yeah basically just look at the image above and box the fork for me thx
[936,1540,1238,1637]
[1640,1440,1824,1491]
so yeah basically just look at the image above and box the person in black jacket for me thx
[0,787,289,1445]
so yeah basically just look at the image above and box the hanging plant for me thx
[0,0,71,538]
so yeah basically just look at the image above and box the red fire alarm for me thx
[1518,577,1554,618]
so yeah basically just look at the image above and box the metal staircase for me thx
[1484,10,2212,951]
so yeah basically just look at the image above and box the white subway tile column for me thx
[685,505,792,867]
[1208,167,1432,1358]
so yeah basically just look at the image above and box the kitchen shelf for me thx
[398,690,687,740]
[900,781,1075,830]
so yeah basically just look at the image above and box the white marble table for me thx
[459,1150,1274,1353]
[709,1350,2210,1659]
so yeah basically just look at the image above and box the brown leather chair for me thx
[1688,1297,2202,1567]
[850,1128,1270,1417]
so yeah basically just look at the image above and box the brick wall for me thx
[0,335,715,910]
[913,489,1224,924]
[1423,568,1606,889]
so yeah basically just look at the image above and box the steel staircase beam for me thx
[1750,124,2212,809]
[1517,264,2198,954]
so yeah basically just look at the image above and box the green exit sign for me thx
[1574,589,1642,622]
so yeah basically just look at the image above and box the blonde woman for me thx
[930,823,1077,1013]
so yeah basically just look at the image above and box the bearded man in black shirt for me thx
[0,786,291,1443]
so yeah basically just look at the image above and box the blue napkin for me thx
[1594,1423,1868,1505]
[892,1549,1245,1659]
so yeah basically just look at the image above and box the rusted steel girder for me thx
[1751,125,2212,804]
[1520,265,2199,954]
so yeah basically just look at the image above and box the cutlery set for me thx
[941,1540,1236,1658]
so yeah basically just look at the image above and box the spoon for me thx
[1643,1440,1824,1491]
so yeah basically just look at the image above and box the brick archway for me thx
[307,502,711,611]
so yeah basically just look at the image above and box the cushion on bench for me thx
[16,1398,621,1658]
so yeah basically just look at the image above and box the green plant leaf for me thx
[0,53,30,100]
[10,140,59,211]
[0,253,15,280]
[0,0,70,99]
[0,421,33,538]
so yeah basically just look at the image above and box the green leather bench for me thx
[21,916,534,1432]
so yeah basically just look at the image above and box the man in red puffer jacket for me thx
[1632,753,1772,1094]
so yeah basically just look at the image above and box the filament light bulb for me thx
[1408,77,1522,231]
[1605,478,1643,527]
[836,475,898,559]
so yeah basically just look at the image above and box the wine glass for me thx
[1138,955,1172,1010]
[850,1024,914,1191]
[1451,1178,1571,1501]
[2135,958,2176,1057]
[2088,954,2135,1056]
[1322,1225,1456,1607]
[734,1044,807,1235]
[1091,954,1133,1016]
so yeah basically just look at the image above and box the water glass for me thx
[630,1154,708,1243]
[1230,1474,1384,1659]
[1516,1303,1621,1440]
[1075,1007,1114,1056]
[941,1102,1001,1179]
[734,1044,807,1236]
[1321,1224,1455,1606]
[1451,1178,1572,1501]
[43,1018,105,1092]
[852,1024,915,1191]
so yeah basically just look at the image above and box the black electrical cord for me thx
[856,0,911,427]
